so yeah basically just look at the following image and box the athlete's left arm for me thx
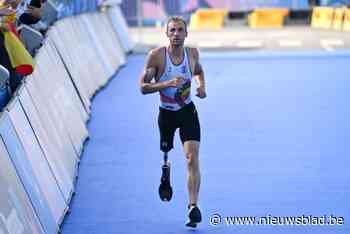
[192,48,206,99]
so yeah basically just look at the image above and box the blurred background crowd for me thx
[0,0,107,111]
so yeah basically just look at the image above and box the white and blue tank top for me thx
[158,47,193,111]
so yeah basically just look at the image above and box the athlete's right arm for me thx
[140,49,183,95]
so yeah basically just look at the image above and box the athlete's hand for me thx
[196,86,206,99]
[167,76,184,88]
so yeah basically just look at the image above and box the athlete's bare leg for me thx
[183,140,201,205]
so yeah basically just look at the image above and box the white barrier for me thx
[0,7,134,233]
[77,15,111,89]
[107,5,135,53]
[80,14,115,77]
[6,97,68,226]
[38,41,89,156]
[80,13,124,78]
[48,20,92,112]
[93,12,126,68]
[0,110,59,234]
[18,85,75,204]
[100,12,126,65]
[72,16,109,89]
[45,38,89,124]
[24,70,78,182]
[61,17,100,96]
[0,135,45,234]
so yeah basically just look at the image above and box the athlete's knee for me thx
[186,152,198,167]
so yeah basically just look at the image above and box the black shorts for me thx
[158,102,201,152]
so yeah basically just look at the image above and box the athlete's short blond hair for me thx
[166,16,187,33]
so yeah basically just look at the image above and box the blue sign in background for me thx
[50,0,100,19]
[320,0,350,6]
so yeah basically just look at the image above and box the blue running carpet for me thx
[61,51,350,234]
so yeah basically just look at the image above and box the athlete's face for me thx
[166,21,187,47]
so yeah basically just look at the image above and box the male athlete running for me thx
[139,16,206,227]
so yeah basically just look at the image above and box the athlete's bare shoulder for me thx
[187,47,200,60]
[145,47,166,80]
[186,47,200,74]
[147,47,166,62]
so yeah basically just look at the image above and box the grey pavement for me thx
[130,25,350,52]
